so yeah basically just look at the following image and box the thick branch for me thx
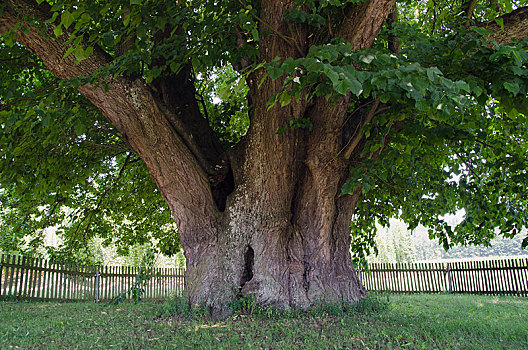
[1,0,222,230]
[152,63,230,186]
[337,0,396,49]
[387,5,401,53]
[482,6,528,45]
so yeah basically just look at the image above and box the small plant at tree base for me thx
[107,248,159,305]
[228,294,258,315]
[227,293,390,319]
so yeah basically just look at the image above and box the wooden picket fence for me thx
[2,255,527,301]
[359,258,528,296]
[0,254,185,302]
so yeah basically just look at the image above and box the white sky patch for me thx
[439,208,466,228]
[212,96,222,104]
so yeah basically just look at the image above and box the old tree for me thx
[1,0,528,314]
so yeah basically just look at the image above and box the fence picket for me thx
[519,259,528,296]
[519,258,528,296]
[56,261,62,299]
[395,263,401,292]
[467,261,473,293]
[504,259,512,294]
[0,255,7,296]
[453,261,460,293]
[1,255,6,296]
[462,261,468,293]
[119,265,123,298]
[24,257,32,299]
[496,259,503,295]
[8,255,15,296]
[511,259,519,295]
[29,257,35,299]
[0,255,4,296]
[5,255,11,296]
[437,262,442,292]
[484,259,491,294]
[65,263,70,301]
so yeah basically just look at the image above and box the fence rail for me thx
[0,254,184,302]
[359,258,528,296]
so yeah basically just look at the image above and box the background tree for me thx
[367,219,416,263]
[1,0,528,316]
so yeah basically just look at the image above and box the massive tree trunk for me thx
[180,1,396,316]
[3,0,528,317]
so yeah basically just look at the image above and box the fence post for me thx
[357,268,362,284]
[0,254,3,296]
[94,270,100,303]
[446,263,452,294]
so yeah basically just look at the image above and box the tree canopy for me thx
[1,0,528,268]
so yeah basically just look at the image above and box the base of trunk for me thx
[182,201,366,318]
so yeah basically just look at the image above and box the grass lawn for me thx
[1,293,527,349]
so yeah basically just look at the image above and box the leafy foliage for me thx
[347,22,528,267]
[0,42,176,259]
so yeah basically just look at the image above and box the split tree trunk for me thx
[1,0,398,318]
[177,1,400,316]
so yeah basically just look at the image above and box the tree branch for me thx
[341,98,380,160]
[462,0,479,21]
[336,0,397,49]
[387,5,401,53]
[1,0,223,226]
[480,6,528,45]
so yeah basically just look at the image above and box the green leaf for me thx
[61,10,75,29]
[84,46,93,58]
[333,80,347,95]
[63,47,75,59]
[233,78,246,95]
[73,47,85,62]
[123,14,131,26]
[346,78,363,96]
[169,62,181,73]
[323,65,339,85]
[380,93,391,104]
[251,29,259,42]
[279,91,292,107]
[504,82,520,95]
[454,80,470,93]
[130,0,142,5]
[74,122,86,136]
[266,64,283,80]
[472,85,483,97]
[54,25,63,37]
[361,55,375,64]
[494,18,504,31]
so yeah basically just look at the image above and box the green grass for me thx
[1,294,527,349]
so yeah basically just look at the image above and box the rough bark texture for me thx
[483,6,528,45]
[3,0,528,318]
